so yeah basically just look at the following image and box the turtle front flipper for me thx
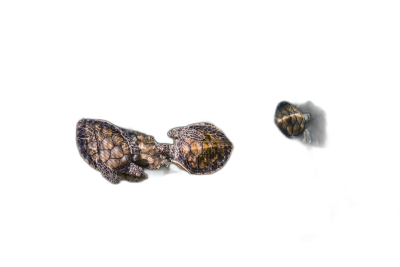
[171,159,192,175]
[192,122,220,131]
[187,122,222,132]
[96,159,120,184]
[168,127,205,141]
[181,128,205,140]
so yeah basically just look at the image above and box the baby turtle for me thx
[155,123,233,175]
[275,101,312,144]
[76,119,168,184]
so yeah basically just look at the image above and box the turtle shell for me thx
[174,123,233,175]
[76,119,137,172]
[275,101,307,137]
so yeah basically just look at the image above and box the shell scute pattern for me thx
[181,142,190,158]
[274,100,327,148]
[175,123,233,175]
[77,120,132,172]
[275,101,307,137]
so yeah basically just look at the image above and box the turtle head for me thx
[167,127,182,139]
[303,113,310,122]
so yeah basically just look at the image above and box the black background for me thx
[19,14,394,249]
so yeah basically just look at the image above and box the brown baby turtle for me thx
[155,123,233,174]
[76,119,168,183]
[274,100,326,147]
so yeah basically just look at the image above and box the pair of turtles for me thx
[76,119,233,184]
[275,101,312,144]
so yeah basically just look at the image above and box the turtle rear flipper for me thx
[96,159,120,184]
[301,129,312,146]
[301,129,320,148]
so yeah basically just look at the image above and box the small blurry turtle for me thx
[275,101,312,144]
[155,123,233,175]
[76,119,169,184]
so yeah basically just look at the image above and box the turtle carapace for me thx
[155,123,233,175]
[275,101,312,144]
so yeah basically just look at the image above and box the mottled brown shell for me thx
[76,119,135,172]
[275,101,306,137]
[175,123,233,175]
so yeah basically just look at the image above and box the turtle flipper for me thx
[129,163,147,183]
[96,159,120,184]
[301,129,313,146]
[301,129,320,148]
[181,128,205,140]
[203,123,220,131]
[171,159,192,175]
[186,122,223,132]
[168,126,205,141]
[189,122,215,127]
